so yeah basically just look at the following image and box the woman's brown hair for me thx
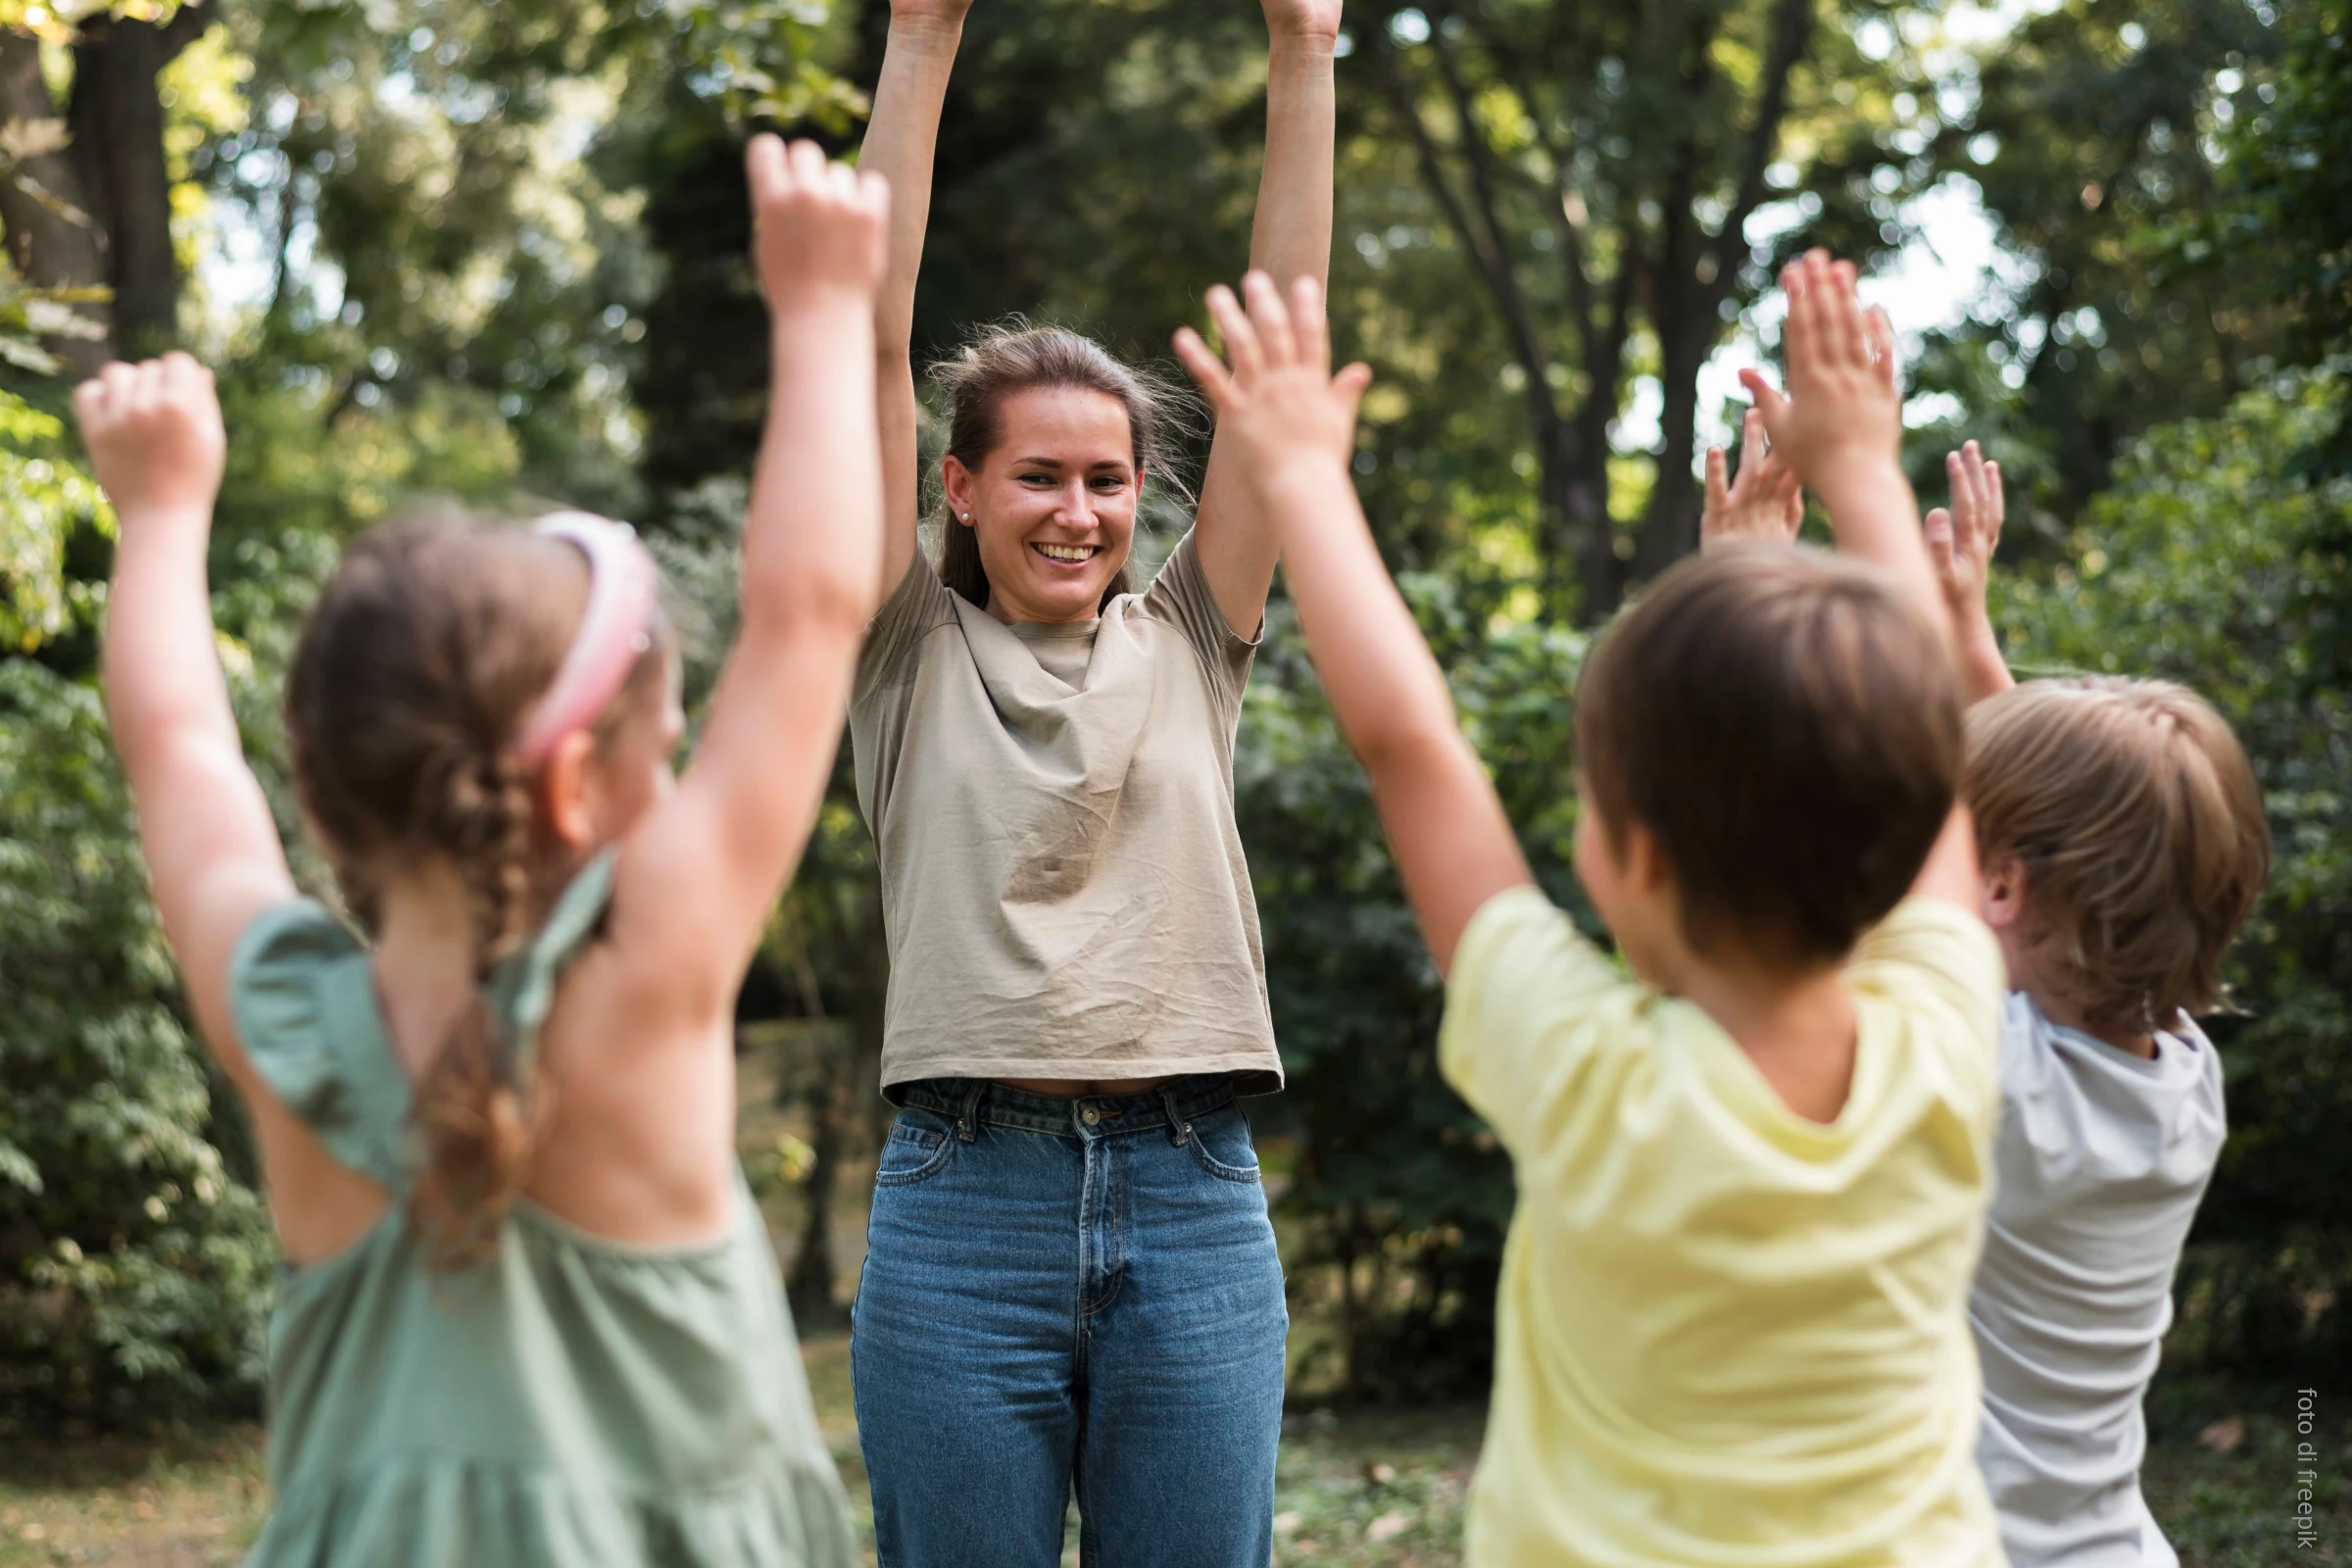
[928,323,1195,612]
[1965,677,2271,1032]
[285,510,669,1268]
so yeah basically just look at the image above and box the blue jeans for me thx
[852,1077,1288,1568]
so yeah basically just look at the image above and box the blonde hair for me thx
[1965,677,2271,1032]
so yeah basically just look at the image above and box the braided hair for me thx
[286,510,669,1268]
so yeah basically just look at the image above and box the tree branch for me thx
[1370,19,1566,457]
[1713,0,1813,290]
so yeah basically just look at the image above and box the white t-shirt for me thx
[1970,992,2227,1567]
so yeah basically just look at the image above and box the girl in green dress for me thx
[76,138,889,1568]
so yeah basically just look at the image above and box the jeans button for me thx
[1082,1106,1101,1126]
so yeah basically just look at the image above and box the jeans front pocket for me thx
[873,1113,958,1188]
[1179,1104,1262,1185]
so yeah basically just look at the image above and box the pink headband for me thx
[509,512,660,768]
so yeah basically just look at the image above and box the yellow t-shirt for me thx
[1440,889,2008,1568]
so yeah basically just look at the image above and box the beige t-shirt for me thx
[850,532,1282,1096]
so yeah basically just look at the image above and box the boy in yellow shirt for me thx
[1174,254,2006,1566]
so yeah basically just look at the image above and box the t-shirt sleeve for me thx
[857,548,958,697]
[1140,530,1257,720]
[1438,885,1648,1160]
[1847,898,2008,1127]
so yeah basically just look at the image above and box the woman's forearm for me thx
[1250,37,1336,289]
[863,12,963,577]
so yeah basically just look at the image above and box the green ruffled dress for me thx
[227,857,859,1568]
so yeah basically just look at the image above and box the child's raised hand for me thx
[1738,250,1900,492]
[747,135,891,318]
[73,354,224,527]
[1925,439,2003,631]
[1700,407,1804,553]
[889,0,972,22]
[1174,270,1372,492]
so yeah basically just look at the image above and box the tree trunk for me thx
[1632,297,1714,583]
[783,1023,855,1328]
[68,2,212,354]
[0,28,111,373]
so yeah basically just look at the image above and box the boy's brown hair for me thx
[1576,547,1962,970]
[1964,677,2270,1032]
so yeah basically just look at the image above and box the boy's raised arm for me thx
[1927,439,2016,704]
[1176,273,1533,972]
[1742,250,1980,908]
[85,356,298,1090]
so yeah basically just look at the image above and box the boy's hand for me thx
[1174,270,1372,494]
[1925,438,2004,634]
[1738,249,1900,493]
[74,354,225,527]
[748,136,891,319]
[1262,0,1344,44]
[1700,407,1804,553]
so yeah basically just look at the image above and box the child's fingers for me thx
[1737,368,1788,432]
[785,137,827,190]
[1924,507,1957,578]
[1172,325,1237,412]
[1783,488,1805,530]
[1241,271,1298,368]
[745,133,788,207]
[1332,361,1374,428]
[1738,407,1766,484]
[1204,284,1263,386]
[1866,306,1897,391]
[1984,459,2005,543]
[1704,446,1730,513]
[1820,255,1863,369]
[1779,261,1816,387]
[1289,275,1330,375]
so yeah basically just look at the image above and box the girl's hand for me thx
[1737,249,1900,493]
[1174,270,1371,493]
[1926,438,2004,634]
[1700,407,1804,553]
[748,136,892,319]
[1262,0,1344,45]
[74,354,224,528]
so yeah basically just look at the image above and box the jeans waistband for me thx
[897,1075,1238,1140]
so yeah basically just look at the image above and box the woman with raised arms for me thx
[844,2,1337,1563]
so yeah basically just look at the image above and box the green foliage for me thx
[1244,586,1591,1403]
[0,656,275,1423]
[1992,361,2352,1376]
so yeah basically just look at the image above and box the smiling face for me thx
[941,384,1139,625]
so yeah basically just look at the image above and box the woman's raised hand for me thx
[748,136,892,318]
[1261,0,1344,44]
[889,0,972,24]
[1175,271,1371,493]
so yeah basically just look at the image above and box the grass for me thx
[3,1033,2339,1564]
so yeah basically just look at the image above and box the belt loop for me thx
[1158,1085,1190,1148]
[956,1080,984,1142]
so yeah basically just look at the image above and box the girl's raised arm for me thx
[85,357,299,1093]
[1193,0,1340,636]
[609,140,890,1005]
[865,0,970,589]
